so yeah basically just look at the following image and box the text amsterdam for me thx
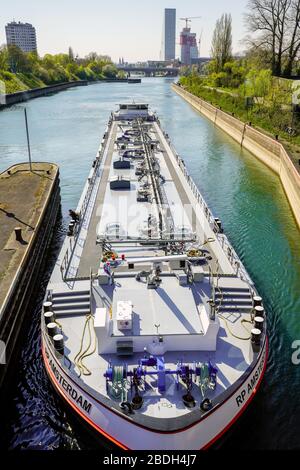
[46,348,92,414]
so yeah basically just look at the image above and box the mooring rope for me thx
[74,314,97,377]
[218,313,253,341]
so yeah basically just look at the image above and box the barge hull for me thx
[42,335,267,450]
[41,104,268,450]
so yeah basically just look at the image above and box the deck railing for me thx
[60,116,254,289]
[157,121,253,286]
[89,267,94,313]
[60,118,113,281]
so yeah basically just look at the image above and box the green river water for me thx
[0,78,300,449]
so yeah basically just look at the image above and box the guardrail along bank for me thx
[172,83,300,230]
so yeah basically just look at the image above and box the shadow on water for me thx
[0,214,115,450]
[0,78,300,449]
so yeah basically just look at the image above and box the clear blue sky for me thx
[0,0,248,61]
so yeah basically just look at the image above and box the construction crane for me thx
[180,16,201,29]
[198,29,203,57]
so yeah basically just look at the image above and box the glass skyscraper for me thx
[161,8,176,61]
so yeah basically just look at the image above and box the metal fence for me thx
[60,120,113,280]
[157,122,253,287]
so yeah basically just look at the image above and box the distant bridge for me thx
[117,58,211,77]
[116,66,179,77]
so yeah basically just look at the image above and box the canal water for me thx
[0,78,300,450]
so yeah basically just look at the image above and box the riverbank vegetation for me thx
[179,0,300,157]
[179,66,298,141]
[0,46,124,94]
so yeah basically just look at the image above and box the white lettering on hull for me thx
[45,347,92,414]
[235,347,267,408]
[43,338,267,450]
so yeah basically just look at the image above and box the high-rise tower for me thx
[160,9,176,61]
[5,21,37,53]
[180,27,199,65]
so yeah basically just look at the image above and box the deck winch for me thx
[104,353,218,409]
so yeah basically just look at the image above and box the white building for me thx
[160,8,176,61]
[5,22,37,53]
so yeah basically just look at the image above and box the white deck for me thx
[111,277,204,337]
[57,298,253,419]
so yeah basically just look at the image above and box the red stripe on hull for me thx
[203,336,269,450]
[42,345,128,450]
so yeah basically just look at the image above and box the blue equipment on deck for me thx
[104,354,218,395]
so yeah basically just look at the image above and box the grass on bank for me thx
[179,75,300,166]
[0,70,46,93]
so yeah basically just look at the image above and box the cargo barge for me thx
[41,103,267,450]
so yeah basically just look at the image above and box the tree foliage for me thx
[243,69,273,102]
[211,13,233,72]
[245,0,300,77]
[0,45,118,93]
[179,71,297,140]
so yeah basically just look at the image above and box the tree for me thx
[245,0,300,77]
[68,46,74,62]
[0,45,9,71]
[244,45,273,71]
[42,54,56,69]
[117,70,127,79]
[102,64,117,78]
[89,61,102,75]
[87,52,98,61]
[284,0,300,76]
[211,13,233,72]
[245,0,289,76]
[7,45,31,73]
[0,45,118,92]
[245,68,272,103]
[179,65,191,77]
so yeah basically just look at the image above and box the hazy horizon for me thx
[0,0,248,61]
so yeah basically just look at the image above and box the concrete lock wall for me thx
[0,163,61,391]
[172,83,300,229]
[0,80,88,108]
